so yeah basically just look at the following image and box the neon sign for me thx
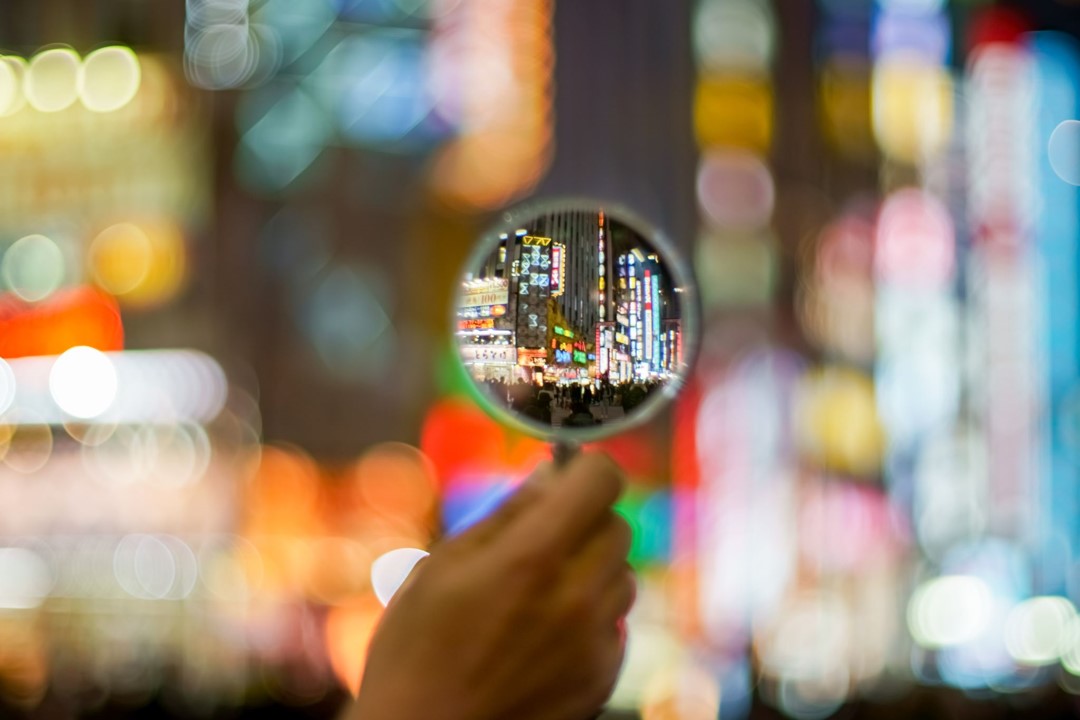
[551,243,565,296]
[522,235,553,246]
[459,318,495,331]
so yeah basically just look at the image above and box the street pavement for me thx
[551,403,626,428]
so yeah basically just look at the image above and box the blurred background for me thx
[2,0,1080,718]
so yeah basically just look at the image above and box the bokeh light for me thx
[49,346,118,420]
[24,48,81,113]
[1,234,65,302]
[79,46,141,112]
[0,548,52,610]
[1048,119,1080,186]
[1,423,53,474]
[908,575,993,649]
[1003,596,1075,666]
[88,223,154,296]
[0,359,15,417]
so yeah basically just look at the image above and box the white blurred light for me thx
[25,48,81,112]
[1,234,65,302]
[1049,120,1080,186]
[5,350,226,425]
[49,347,118,420]
[0,548,52,609]
[0,358,15,416]
[1004,596,1076,666]
[371,547,428,606]
[694,0,775,72]
[79,46,141,112]
[908,575,993,648]
[114,534,181,600]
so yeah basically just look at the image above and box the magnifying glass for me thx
[452,198,700,465]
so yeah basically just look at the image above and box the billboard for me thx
[461,279,509,308]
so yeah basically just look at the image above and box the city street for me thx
[551,403,626,427]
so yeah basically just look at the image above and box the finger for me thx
[566,512,633,591]
[596,565,637,623]
[455,462,554,546]
[502,453,625,558]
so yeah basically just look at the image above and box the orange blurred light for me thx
[243,444,322,537]
[325,597,383,697]
[0,286,123,358]
[351,443,438,524]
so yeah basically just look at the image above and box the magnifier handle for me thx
[552,441,579,468]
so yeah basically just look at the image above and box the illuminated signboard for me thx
[460,345,516,364]
[555,349,571,364]
[644,270,653,362]
[554,326,574,338]
[459,318,495,331]
[516,241,551,348]
[522,235,553,246]
[518,348,547,366]
[616,332,629,346]
[651,271,661,367]
[573,350,587,364]
[461,303,508,319]
[551,243,565,296]
[461,280,510,308]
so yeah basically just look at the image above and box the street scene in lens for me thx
[457,208,685,428]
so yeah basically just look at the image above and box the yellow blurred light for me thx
[795,367,885,477]
[820,59,875,161]
[24,48,81,113]
[694,73,773,152]
[1,234,65,303]
[88,223,153,296]
[907,575,992,648]
[0,59,20,117]
[1,424,53,474]
[79,46,141,113]
[99,220,187,308]
[0,56,28,117]
[872,58,954,164]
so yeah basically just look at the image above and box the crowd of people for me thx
[479,378,668,427]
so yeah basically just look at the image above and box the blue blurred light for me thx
[311,32,441,150]
[235,84,332,193]
[442,481,517,536]
[872,7,951,64]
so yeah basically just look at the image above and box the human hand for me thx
[349,452,634,720]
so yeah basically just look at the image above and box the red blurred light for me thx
[967,7,1031,52]
[420,397,508,487]
[0,287,123,358]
